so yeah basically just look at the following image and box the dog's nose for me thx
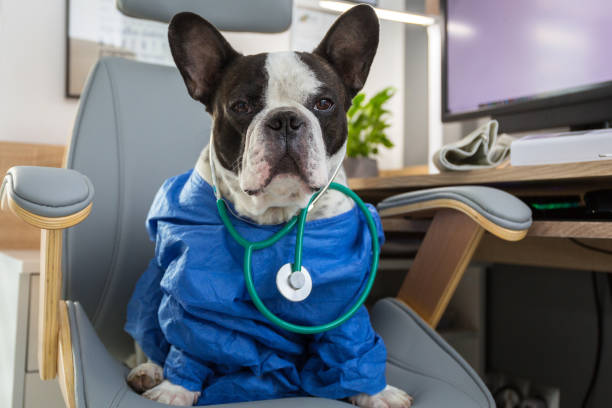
[266,110,304,134]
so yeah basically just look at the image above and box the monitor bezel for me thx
[441,0,612,129]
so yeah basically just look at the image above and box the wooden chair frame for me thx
[379,199,528,327]
[2,193,91,408]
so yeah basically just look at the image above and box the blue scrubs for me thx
[125,169,387,405]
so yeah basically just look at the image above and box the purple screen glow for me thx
[446,0,612,115]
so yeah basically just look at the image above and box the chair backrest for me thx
[117,0,293,31]
[64,57,210,360]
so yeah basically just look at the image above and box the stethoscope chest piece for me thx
[276,263,312,302]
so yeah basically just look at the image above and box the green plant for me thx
[346,86,395,158]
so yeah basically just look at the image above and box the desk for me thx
[349,160,612,273]
[0,250,65,408]
[0,142,65,249]
[351,160,612,202]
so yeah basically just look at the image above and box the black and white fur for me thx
[127,6,412,407]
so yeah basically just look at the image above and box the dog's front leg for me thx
[349,385,413,408]
[143,380,200,406]
[127,360,164,393]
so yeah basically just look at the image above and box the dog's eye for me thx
[231,101,251,114]
[314,98,334,111]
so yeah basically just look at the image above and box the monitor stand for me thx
[570,120,611,131]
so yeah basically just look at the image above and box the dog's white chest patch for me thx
[264,52,321,106]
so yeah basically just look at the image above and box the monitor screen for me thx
[445,0,612,118]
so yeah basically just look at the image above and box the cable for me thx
[569,238,611,407]
[581,272,604,408]
[570,238,612,256]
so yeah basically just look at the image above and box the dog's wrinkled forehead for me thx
[264,52,322,106]
[214,50,348,114]
[215,51,345,113]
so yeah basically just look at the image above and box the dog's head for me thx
[168,5,379,214]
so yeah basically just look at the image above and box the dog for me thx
[126,5,412,407]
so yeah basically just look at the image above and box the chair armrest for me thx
[378,186,533,327]
[0,166,94,381]
[1,166,94,229]
[377,186,532,241]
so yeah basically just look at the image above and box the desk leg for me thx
[396,209,484,327]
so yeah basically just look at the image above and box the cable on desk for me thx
[570,238,611,407]
[570,238,612,256]
[581,272,604,408]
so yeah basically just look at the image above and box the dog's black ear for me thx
[168,12,240,107]
[314,5,379,98]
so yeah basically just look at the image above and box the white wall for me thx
[232,1,408,171]
[0,0,291,146]
[0,1,405,172]
[0,0,79,145]
[363,0,405,170]
[225,31,290,55]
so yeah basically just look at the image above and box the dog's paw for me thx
[349,385,413,408]
[127,362,164,393]
[142,380,200,406]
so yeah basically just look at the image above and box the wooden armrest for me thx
[57,301,76,408]
[379,198,527,241]
[1,168,93,381]
[378,186,532,242]
[1,166,94,227]
[377,187,532,327]
[6,197,92,229]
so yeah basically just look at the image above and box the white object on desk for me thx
[0,250,65,408]
[511,128,612,166]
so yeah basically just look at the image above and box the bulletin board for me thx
[66,0,174,97]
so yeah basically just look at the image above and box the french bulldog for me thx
[127,5,412,407]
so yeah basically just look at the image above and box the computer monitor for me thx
[442,0,612,132]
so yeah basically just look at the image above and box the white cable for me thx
[208,134,222,200]
[308,157,344,212]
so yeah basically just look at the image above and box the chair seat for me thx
[66,298,493,407]
[374,299,494,407]
[388,363,490,407]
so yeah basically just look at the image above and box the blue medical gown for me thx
[125,170,387,405]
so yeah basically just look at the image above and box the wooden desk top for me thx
[0,142,65,250]
[359,161,612,271]
[349,160,612,201]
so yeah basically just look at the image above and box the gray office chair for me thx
[0,1,517,406]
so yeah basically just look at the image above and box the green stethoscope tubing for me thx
[216,182,380,334]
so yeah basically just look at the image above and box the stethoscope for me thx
[209,136,379,334]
